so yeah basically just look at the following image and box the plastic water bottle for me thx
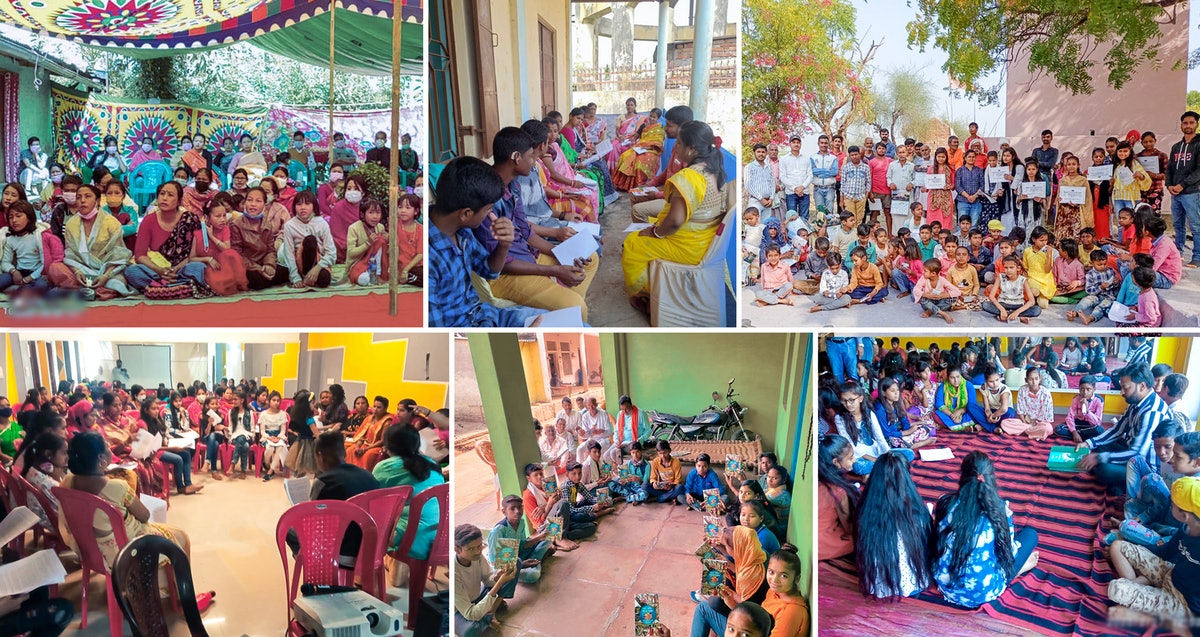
[367,259,379,286]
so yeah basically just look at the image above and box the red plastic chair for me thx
[347,485,413,600]
[274,501,379,624]
[52,486,130,634]
[252,444,266,478]
[218,443,234,475]
[11,472,66,554]
[192,443,208,473]
[388,483,449,630]
[0,465,29,554]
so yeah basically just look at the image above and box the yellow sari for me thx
[613,122,666,191]
[622,167,724,297]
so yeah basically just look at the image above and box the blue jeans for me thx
[849,285,887,304]
[0,272,49,294]
[1171,191,1200,264]
[786,193,811,220]
[1125,455,1170,515]
[891,269,915,294]
[231,436,251,471]
[852,457,875,475]
[1010,527,1039,583]
[158,449,192,489]
[124,262,207,292]
[888,448,916,462]
[454,592,493,637]
[497,540,553,598]
[966,405,1015,433]
[204,432,226,469]
[956,200,982,227]
[812,186,836,215]
[690,600,729,637]
[646,484,685,504]
[826,338,858,383]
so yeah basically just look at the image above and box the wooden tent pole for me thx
[328,0,336,177]
[388,0,401,316]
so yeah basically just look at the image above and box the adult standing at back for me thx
[1166,110,1200,269]
[1077,363,1173,492]
[779,135,812,219]
[810,135,840,217]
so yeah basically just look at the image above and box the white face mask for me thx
[182,142,193,151]
[142,143,153,152]
[374,139,385,148]
[334,140,346,149]
[175,178,187,186]
[344,189,363,204]
[265,194,275,203]
[106,146,117,154]
[30,144,40,154]
[51,173,63,184]
[329,172,343,182]
[62,192,77,204]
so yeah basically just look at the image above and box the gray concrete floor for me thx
[586,195,652,327]
[742,209,1200,328]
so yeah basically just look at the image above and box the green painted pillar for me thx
[468,333,540,499]
[599,332,629,420]
[783,336,814,595]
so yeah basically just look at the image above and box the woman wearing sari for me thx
[622,120,727,311]
[124,181,207,293]
[563,108,619,206]
[51,184,134,298]
[542,119,601,217]
[343,396,392,471]
[556,111,614,212]
[583,103,608,149]
[613,110,665,191]
[535,123,598,222]
[607,97,648,170]
[228,134,268,184]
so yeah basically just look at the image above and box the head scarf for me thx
[731,525,767,600]
[1171,476,1200,518]
[759,217,788,263]
[68,399,94,432]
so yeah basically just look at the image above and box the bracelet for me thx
[652,226,664,239]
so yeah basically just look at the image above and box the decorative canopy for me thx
[0,0,421,74]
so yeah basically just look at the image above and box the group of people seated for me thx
[429,102,730,327]
[816,335,1200,629]
[454,392,806,637]
[0,377,450,632]
[744,120,1192,327]
[0,129,424,301]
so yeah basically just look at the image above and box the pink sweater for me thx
[1136,289,1162,327]
[1064,395,1103,432]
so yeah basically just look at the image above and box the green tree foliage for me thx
[741,0,874,157]
[907,0,1185,106]
[869,67,936,140]
[89,42,417,109]
[1188,89,1200,113]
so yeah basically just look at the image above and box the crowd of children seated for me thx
[0,375,449,631]
[743,122,1194,326]
[816,335,1200,627]
[453,394,807,637]
[429,103,731,327]
[0,131,423,302]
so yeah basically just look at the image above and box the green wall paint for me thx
[0,59,53,169]
[468,333,540,499]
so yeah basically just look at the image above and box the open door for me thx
[539,21,557,116]
[472,0,501,158]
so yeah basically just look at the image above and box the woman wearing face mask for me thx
[183,167,217,215]
[172,166,192,188]
[86,134,129,180]
[228,134,268,182]
[277,190,335,288]
[0,182,28,232]
[270,167,298,213]
[129,136,164,172]
[169,135,195,170]
[231,187,290,289]
[101,180,139,250]
[398,133,421,186]
[124,181,207,293]
[52,184,134,298]
[288,131,317,176]
[329,174,367,262]
[39,163,66,208]
[227,168,250,202]
[46,175,82,241]
[317,164,345,218]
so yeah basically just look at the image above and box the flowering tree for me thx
[742,0,875,157]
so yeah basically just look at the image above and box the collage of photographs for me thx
[0,0,1199,637]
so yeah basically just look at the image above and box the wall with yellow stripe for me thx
[305,333,448,410]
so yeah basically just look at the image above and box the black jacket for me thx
[1165,136,1200,195]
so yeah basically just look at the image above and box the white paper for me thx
[592,139,613,158]
[868,198,883,212]
[624,222,653,233]
[912,172,926,188]
[918,447,955,462]
[1087,164,1113,181]
[0,549,68,597]
[632,147,649,155]
[986,167,1010,183]
[566,221,602,239]
[1116,166,1135,184]
[1137,156,1159,174]
[550,230,599,265]
[923,173,946,189]
[0,506,39,547]
[285,477,312,506]
[524,306,584,328]
[107,462,137,471]
[419,427,450,463]
[1059,185,1086,205]
[1020,182,1045,198]
[890,201,911,218]
[140,494,168,524]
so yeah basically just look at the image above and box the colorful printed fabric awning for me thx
[0,0,420,51]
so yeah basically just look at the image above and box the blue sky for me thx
[853,0,1200,136]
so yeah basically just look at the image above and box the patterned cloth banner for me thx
[51,86,267,170]
[2,72,19,183]
[263,105,425,165]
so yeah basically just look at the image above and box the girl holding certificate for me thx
[1053,154,1093,240]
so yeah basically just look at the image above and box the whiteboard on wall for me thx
[116,345,172,388]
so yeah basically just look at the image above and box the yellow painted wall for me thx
[518,340,548,404]
[305,333,448,411]
[260,342,300,397]
[5,334,17,399]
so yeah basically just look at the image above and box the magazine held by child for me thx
[634,593,660,636]
[543,463,559,496]
[701,558,728,595]
[545,516,563,542]
[704,515,725,540]
[725,454,744,479]
[493,537,520,571]
[695,539,721,563]
[597,486,613,508]
[703,488,721,512]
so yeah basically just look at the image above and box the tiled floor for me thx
[42,470,438,636]
[455,449,713,637]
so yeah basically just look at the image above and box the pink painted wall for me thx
[1005,14,1189,162]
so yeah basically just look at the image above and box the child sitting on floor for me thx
[1050,238,1086,303]
[741,499,781,558]
[947,246,980,302]
[890,238,924,298]
[999,366,1054,439]
[487,495,556,601]
[1111,425,1193,548]
[933,451,1040,609]
[617,440,650,505]
[681,452,726,510]
[1068,250,1119,325]
[817,435,859,562]
[934,367,978,432]
[795,236,831,295]
[967,366,1014,433]
[1108,253,1152,323]
[874,377,936,450]
[581,440,621,495]
[982,255,1040,323]
[911,258,960,324]
[1107,476,1200,622]
[809,253,850,313]
[754,246,795,306]
[845,246,888,305]
[857,451,934,599]
[833,382,892,476]
[1056,376,1105,442]
[1120,267,1163,328]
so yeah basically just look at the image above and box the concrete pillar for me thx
[577,333,589,392]
[714,0,728,38]
[588,20,599,72]
[690,0,715,121]
[468,333,541,499]
[654,0,669,109]
[512,0,531,121]
[612,3,634,71]
[599,333,628,420]
[536,333,551,400]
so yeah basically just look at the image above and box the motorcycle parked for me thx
[643,379,756,442]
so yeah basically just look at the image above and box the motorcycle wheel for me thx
[723,428,760,442]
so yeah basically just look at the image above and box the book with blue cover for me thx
[634,593,659,636]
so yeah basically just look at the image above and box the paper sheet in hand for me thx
[285,477,312,505]
[1137,156,1160,173]
[550,230,598,265]
[592,139,613,158]
[868,198,883,212]
[1020,181,1045,198]
[987,167,1010,183]
[0,506,39,547]
[524,306,584,328]
[419,426,450,462]
[624,223,653,233]
[1059,186,1086,205]
[1087,164,1113,181]
[1117,166,1135,184]
[140,494,168,523]
[0,549,67,597]
[923,173,946,189]
[918,447,955,462]
[913,172,926,188]
[567,221,602,239]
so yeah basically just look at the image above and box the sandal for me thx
[196,591,216,613]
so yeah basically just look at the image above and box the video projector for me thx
[292,590,405,637]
